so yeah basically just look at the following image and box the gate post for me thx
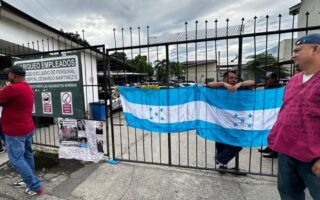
[103,47,110,157]
[165,44,172,166]
[105,49,116,159]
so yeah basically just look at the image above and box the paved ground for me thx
[0,149,314,200]
[0,111,312,199]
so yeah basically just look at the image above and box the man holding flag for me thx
[207,71,255,170]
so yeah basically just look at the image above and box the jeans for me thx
[278,153,320,200]
[215,142,242,165]
[5,131,42,192]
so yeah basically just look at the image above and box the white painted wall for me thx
[0,8,100,117]
[186,63,217,83]
[0,11,78,53]
[80,51,99,117]
[298,0,320,37]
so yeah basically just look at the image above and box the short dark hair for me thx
[223,71,237,79]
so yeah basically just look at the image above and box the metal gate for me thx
[0,44,111,157]
[106,13,320,176]
[1,11,320,177]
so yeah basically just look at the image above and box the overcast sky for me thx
[5,0,300,49]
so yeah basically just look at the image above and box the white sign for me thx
[42,92,52,114]
[61,92,73,115]
[14,55,80,83]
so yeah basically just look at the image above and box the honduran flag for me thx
[118,86,284,147]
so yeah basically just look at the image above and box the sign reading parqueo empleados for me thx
[14,53,85,118]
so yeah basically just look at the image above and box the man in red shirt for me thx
[0,65,44,196]
[268,33,320,199]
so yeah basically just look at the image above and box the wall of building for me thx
[0,10,99,116]
[0,11,79,53]
[185,63,217,83]
[80,52,99,117]
[298,0,320,37]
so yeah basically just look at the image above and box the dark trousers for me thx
[215,142,242,165]
[0,133,4,149]
[278,153,320,200]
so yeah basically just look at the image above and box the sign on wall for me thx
[14,53,85,118]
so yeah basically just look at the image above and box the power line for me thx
[18,0,42,20]
[34,0,68,31]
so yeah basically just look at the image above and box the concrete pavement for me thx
[0,128,313,200]
[0,150,289,200]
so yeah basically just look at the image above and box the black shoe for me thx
[258,147,271,153]
[263,152,278,158]
[216,162,228,174]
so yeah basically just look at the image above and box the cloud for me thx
[5,0,300,47]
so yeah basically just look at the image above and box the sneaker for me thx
[13,180,26,188]
[263,152,278,159]
[216,160,228,173]
[25,187,45,196]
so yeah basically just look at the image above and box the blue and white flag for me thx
[118,86,284,147]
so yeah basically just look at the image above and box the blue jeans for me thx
[215,142,242,165]
[278,153,320,200]
[5,131,42,192]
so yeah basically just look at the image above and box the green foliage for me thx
[155,59,185,83]
[246,53,290,80]
[63,31,90,46]
[110,52,127,61]
[155,59,168,83]
[127,55,154,77]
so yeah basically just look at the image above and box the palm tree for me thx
[155,59,168,83]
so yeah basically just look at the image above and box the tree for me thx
[127,55,154,77]
[246,53,290,82]
[169,61,185,79]
[155,59,168,83]
[62,31,90,46]
[155,59,185,83]
[110,52,127,61]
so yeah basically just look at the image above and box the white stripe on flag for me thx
[120,96,280,131]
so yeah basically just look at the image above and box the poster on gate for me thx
[58,118,105,162]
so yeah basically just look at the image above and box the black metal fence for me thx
[106,12,320,176]
[0,44,111,156]
[1,11,320,177]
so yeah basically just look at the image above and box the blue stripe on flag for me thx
[196,121,269,147]
[118,86,196,106]
[124,112,268,147]
[198,86,284,110]
[119,86,285,147]
[119,86,284,110]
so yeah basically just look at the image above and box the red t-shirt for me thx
[268,72,320,162]
[0,82,35,136]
